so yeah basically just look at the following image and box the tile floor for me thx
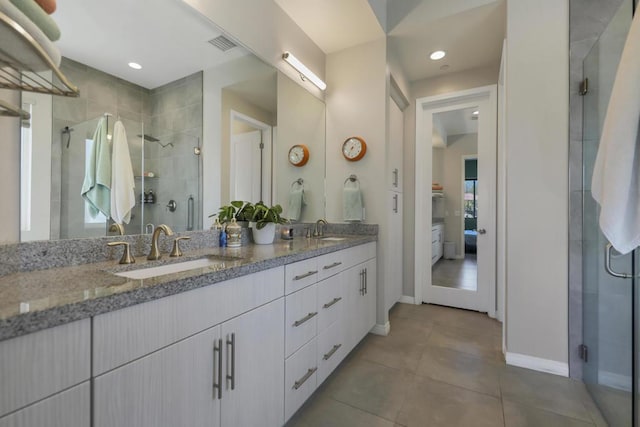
[287,303,607,427]
[432,255,477,291]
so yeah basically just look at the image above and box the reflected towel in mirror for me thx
[110,120,136,224]
[81,116,111,219]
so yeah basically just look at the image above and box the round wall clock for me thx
[342,136,367,161]
[288,144,310,167]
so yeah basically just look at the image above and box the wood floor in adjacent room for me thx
[286,303,606,427]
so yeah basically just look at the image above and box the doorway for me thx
[229,110,273,204]
[414,85,497,316]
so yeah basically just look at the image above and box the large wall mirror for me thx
[19,0,326,242]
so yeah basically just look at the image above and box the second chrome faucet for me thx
[148,224,174,260]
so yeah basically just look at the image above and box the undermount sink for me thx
[320,237,347,241]
[115,256,237,280]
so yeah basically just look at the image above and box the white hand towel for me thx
[343,186,363,222]
[288,186,306,221]
[110,121,136,224]
[81,117,111,219]
[592,11,640,255]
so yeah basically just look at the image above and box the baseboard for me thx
[398,296,416,304]
[370,322,390,336]
[505,352,569,377]
[598,370,632,392]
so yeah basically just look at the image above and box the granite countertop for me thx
[0,235,376,341]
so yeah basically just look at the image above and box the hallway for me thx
[287,303,606,427]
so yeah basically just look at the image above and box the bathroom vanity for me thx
[0,235,376,427]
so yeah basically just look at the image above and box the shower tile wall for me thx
[52,58,149,239]
[568,0,625,379]
[145,72,203,232]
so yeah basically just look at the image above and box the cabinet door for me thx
[220,299,284,427]
[386,192,403,311]
[345,265,367,351]
[93,327,221,427]
[389,96,404,191]
[362,259,377,334]
[0,382,89,427]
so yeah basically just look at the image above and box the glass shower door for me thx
[582,1,634,425]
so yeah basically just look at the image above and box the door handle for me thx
[213,338,222,399]
[226,333,235,390]
[477,228,486,235]
[392,168,398,187]
[604,243,638,279]
[393,194,398,213]
[364,268,368,294]
[359,269,365,295]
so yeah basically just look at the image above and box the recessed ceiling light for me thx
[472,110,479,115]
[128,62,142,70]
[430,50,446,61]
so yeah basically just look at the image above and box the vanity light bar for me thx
[282,51,327,91]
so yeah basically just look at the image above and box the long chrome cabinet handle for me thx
[293,367,317,390]
[364,268,368,294]
[213,338,222,399]
[393,194,398,213]
[605,243,638,279]
[293,312,318,327]
[359,270,364,295]
[323,343,342,361]
[294,270,318,281]
[323,262,342,270]
[323,297,342,309]
[393,168,399,187]
[226,333,235,390]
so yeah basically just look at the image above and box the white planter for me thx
[251,223,276,244]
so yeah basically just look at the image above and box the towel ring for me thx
[343,174,360,188]
[291,178,304,189]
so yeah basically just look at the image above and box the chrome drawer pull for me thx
[213,338,222,399]
[293,312,318,327]
[323,297,342,309]
[293,270,318,280]
[293,367,317,390]
[323,262,342,270]
[323,343,342,361]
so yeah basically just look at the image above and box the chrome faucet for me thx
[109,223,125,236]
[147,224,174,260]
[314,219,328,237]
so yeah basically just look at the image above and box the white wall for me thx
[504,0,569,367]
[0,89,21,243]
[325,38,389,325]
[403,65,498,296]
[183,0,326,101]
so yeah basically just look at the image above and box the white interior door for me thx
[421,89,497,313]
[231,130,261,202]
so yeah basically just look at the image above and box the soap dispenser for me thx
[226,218,242,248]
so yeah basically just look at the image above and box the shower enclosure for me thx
[581,1,636,425]
[53,115,201,239]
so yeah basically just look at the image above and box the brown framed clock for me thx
[288,144,310,167]
[342,136,367,161]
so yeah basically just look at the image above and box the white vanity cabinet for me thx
[0,320,91,427]
[92,267,285,427]
[431,223,444,265]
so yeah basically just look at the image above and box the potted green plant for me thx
[210,201,254,227]
[250,202,288,244]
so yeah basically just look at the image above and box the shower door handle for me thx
[604,243,639,279]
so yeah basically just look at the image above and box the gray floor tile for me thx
[500,366,592,422]
[397,376,504,427]
[321,358,412,422]
[286,396,395,427]
[354,336,426,373]
[427,324,503,362]
[416,345,502,397]
[503,400,595,427]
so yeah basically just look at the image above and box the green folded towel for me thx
[9,0,60,41]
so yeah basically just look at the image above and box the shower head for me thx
[137,134,160,142]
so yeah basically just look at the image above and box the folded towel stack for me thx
[9,0,60,41]
[0,0,61,69]
[432,183,443,191]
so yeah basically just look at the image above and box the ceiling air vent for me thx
[208,35,237,52]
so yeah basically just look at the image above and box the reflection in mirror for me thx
[275,73,326,223]
[18,0,326,242]
[431,106,478,290]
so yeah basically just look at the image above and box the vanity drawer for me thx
[316,274,345,333]
[316,250,348,281]
[285,258,319,294]
[316,320,346,386]
[348,242,377,266]
[0,319,90,418]
[285,338,317,422]
[93,267,284,375]
[285,283,318,357]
